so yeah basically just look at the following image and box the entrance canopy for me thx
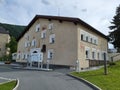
[29,48,43,62]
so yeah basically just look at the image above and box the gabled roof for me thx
[0,26,9,34]
[17,15,108,41]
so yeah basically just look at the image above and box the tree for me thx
[6,36,17,60]
[109,5,120,52]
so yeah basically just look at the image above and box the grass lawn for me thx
[0,80,17,90]
[71,61,120,90]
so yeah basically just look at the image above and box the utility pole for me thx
[104,53,107,75]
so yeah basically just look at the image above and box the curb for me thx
[13,79,19,90]
[0,77,19,90]
[67,74,102,90]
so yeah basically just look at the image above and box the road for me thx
[0,65,94,90]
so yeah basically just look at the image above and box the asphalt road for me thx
[0,65,94,90]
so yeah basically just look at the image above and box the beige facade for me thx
[0,32,10,57]
[16,15,108,69]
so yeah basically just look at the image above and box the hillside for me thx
[0,23,26,39]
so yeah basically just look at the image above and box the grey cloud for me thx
[81,9,87,12]
[41,0,51,5]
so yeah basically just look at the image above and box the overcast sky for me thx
[0,0,120,48]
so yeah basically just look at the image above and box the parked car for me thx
[4,61,11,64]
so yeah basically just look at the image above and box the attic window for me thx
[36,24,40,32]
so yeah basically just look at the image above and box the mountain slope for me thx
[0,23,26,39]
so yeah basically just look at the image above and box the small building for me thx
[16,15,108,69]
[0,26,10,57]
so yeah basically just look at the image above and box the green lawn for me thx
[0,80,17,90]
[71,61,120,90]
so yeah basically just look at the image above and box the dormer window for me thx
[36,24,40,32]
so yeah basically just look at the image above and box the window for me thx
[27,41,31,47]
[21,53,24,59]
[94,39,96,44]
[81,34,83,40]
[36,24,40,32]
[17,53,21,59]
[86,50,89,59]
[32,39,36,47]
[92,52,95,59]
[86,36,88,42]
[41,30,46,38]
[48,49,53,59]
[48,23,53,30]
[41,45,46,53]
[25,42,27,48]
[25,53,28,60]
[85,47,90,59]
[90,38,92,43]
[49,34,55,43]
[25,34,29,40]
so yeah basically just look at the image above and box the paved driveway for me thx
[0,65,93,90]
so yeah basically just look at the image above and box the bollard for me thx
[47,60,50,70]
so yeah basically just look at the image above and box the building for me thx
[0,26,10,57]
[16,15,108,69]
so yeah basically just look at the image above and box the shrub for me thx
[109,62,116,66]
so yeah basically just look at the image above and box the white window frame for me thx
[48,23,53,30]
[25,42,27,48]
[49,34,55,43]
[47,49,54,59]
[85,47,90,59]
[92,48,96,60]
[41,30,46,38]
[32,39,36,47]
[25,53,28,60]
[36,24,40,32]
[21,53,24,59]
[17,53,21,59]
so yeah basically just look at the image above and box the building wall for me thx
[17,19,78,66]
[17,18,108,68]
[0,33,10,57]
[77,24,108,68]
[108,53,120,62]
